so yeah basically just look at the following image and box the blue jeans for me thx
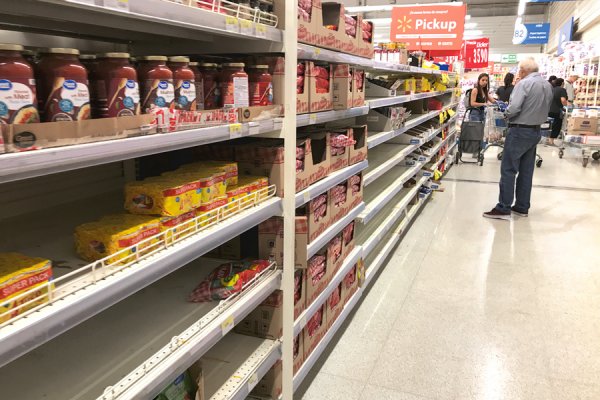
[496,126,541,213]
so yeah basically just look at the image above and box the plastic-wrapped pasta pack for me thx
[124,177,201,217]
[74,214,161,263]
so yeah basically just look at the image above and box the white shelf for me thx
[364,191,432,288]
[367,90,453,109]
[0,195,282,367]
[293,288,362,392]
[204,334,281,400]
[297,44,455,76]
[0,259,282,400]
[3,0,283,43]
[359,163,423,224]
[307,202,365,259]
[295,161,368,207]
[364,143,419,186]
[293,246,362,336]
[0,118,282,184]
[359,175,428,258]
[425,131,458,171]
[296,106,369,127]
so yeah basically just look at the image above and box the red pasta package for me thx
[307,307,323,336]
[296,146,305,159]
[311,194,328,222]
[362,21,373,42]
[329,235,342,263]
[330,133,355,156]
[297,63,306,94]
[349,174,362,194]
[342,221,354,244]
[313,66,330,80]
[294,270,304,304]
[188,260,270,302]
[354,70,365,91]
[331,183,347,206]
[329,285,341,308]
[308,254,326,285]
[345,15,357,37]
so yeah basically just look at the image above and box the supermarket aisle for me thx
[298,146,600,399]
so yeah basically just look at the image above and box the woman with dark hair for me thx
[496,72,515,103]
[548,77,568,145]
[469,73,495,121]
[548,75,557,87]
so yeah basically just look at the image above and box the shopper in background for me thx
[548,78,568,146]
[496,72,515,103]
[564,74,578,106]
[483,58,553,220]
[468,73,495,122]
[548,75,557,87]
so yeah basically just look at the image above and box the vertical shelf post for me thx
[282,0,298,398]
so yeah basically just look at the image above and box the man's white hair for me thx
[519,57,539,73]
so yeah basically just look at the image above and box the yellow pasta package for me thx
[165,168,227,205]
[0,253,53,323]
[178,161,238,186]
[124,176,200,216]
[74,214,161,263]
[161,210,197,241]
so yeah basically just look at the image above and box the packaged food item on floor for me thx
[91,52,140,118]
[36,48,91,122]
[124,176,200,216]
[187,260,271,302]
[74,214,161,263]
[0,253,53,323]
[0,44,40,124]
[153,370,197,400]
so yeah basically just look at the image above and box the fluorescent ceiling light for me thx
[345,5,393,12]
[465,22,478,29]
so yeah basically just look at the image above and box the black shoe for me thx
[482,208,511,220]
[511,207,528,217]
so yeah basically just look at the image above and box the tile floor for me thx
[297,145,600,399]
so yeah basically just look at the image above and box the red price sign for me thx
[463,38,489,69]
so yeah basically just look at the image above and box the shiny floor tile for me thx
[300,145,600,399]
[297,371,365,400]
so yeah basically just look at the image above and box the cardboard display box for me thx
[1,114,155,153]
[341,262,359,305]
[294,332,304,374]
[251,361,282,399]
[341,221,355,260]
[259,56,309,114]
[329,128,351,172]
[352,68,366,107]
[349,125,368,165]
[308,62,334,112]
[356,15,375,58]
[306,191,332,242]
[333,64,353,110]
[303,304,327,358]
[327,232,344,278]
[357,107,407,132]
[234,290,283,340]
[325,281,343,330]
[306,248,331,306]
[320,3,358,54]
[567,117,598,135]
[329,179,350,224]
[258,216,309,269]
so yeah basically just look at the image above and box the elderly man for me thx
[483,58,553,220]
[564,73,578,105]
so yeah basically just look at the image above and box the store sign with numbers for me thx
[463,38,489,69]
[390,3,466,50]
[513,23,550,44]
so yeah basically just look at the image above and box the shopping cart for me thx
[481,104,508,165]
[456,108,485,165]
[559,110,600,167]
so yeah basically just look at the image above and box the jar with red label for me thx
[136,56,174,113]
[198,63,220,109]
[168,56,197,111]
[248,65,273,106]
[92,53,140,118]
[188,62,205,110]
[0,44,40,124]
[220,62,249,108]
[36,48,90,122]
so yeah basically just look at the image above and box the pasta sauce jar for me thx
[168,56,196,111]
[188,62,204,110]
[0,44,39,124]
[136,56,174,113]
[36,48,91,122]
[220,62,249,108]
[92,53,140,118]
[248,65,273,106]
[198,63,220,109]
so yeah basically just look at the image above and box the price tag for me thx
[303,190,311,204]
[225,16,240,33]
[240,19,253,36]
[229,123,243,139]
[308,113,317,125]
[314,48,321,56]
[255,23,268,38]
[221,315,235,336]
[247,373,259,391]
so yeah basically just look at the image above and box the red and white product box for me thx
[349,125,368,165]
[352,68,366,107]
[347,172,364,209]
[318,3,358,54]
[294,331,305,374]
[327,233,344,278]
[333,64,353,110]
[341,221,355,260]
[341,263,359,305]
[329,179,349,225]
[326,281,343,330]
[304,191,331,242]
[306,248,331,306]
[329,128,352,173]
[356,16,375,59]
[308,62,333,112]
[304,304,327,358]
